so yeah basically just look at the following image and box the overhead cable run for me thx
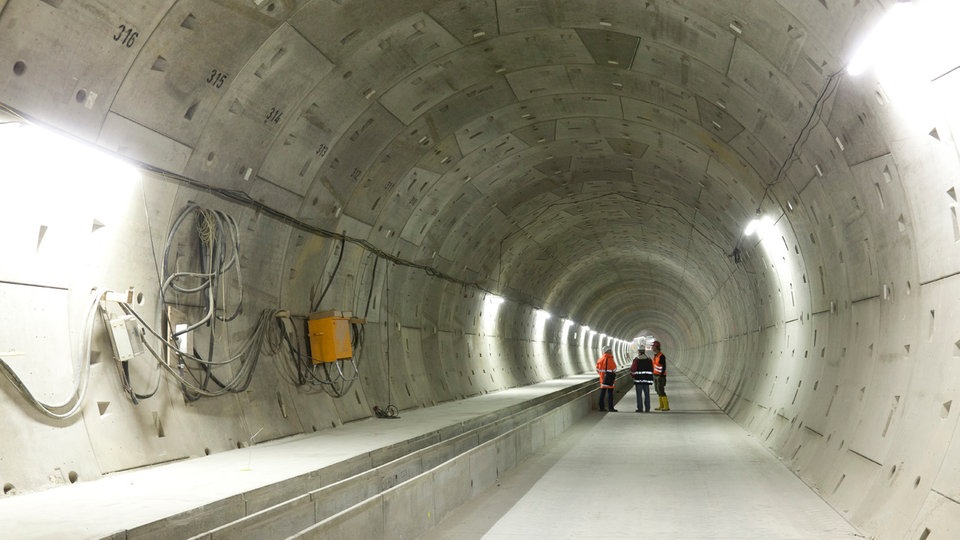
[2,100,564,335]
[142,162,496,297]
[729,68,846,265]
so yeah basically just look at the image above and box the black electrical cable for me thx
[156,203,260,399]
[141,168,497,298]
[162,204,243,338]
[364,255,380,318]
[311,236,346,313]
[374,262,398,418]
[730,68,847,263]
[270,251,377,397]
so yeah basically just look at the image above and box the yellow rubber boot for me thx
[655,396,663,411]
[662,396,670,411]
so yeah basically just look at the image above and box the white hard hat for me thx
[602,345,612,353]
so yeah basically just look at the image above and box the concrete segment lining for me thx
[1,0,960,537]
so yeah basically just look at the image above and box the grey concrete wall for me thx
[676,43,960,538]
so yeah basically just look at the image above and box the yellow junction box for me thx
[307,312,353,363]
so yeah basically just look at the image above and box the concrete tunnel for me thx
[0,0,959,537]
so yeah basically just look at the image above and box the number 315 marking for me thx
[207,70,228,89]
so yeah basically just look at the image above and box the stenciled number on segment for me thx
[207,70,228,89]
[113,24,138,48]
[265,107,283,124]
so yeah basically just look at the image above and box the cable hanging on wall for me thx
[0,288,102,420]
[97,200,372,403]
[155,203,263,400]
[82,202,267,404]
[266,249,372,399]
[374,259,398,419]
[730,67,846,265]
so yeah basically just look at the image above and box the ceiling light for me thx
[744,215,774,238]
[849,0,960,80]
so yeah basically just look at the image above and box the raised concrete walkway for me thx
[0,375,600,539]
[424,372,864,539]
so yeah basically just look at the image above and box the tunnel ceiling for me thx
[0,0,881,340]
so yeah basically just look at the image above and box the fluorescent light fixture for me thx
[2,123,140,185]
[482,294,506,331]
[846,0,960,135]
[0,122,141,233]
[560,319,575,343]
[848,2,911,76]
[744,215,774,238]
[533,309,552,341]
[848,1,960,110]
[484,294,505,307]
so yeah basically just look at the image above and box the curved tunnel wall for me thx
[1,0,959,537]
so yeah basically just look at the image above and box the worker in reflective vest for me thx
[596,345,618,412]
[652,340,669,411]
[630,345,654,412]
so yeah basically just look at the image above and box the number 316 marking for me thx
[113,24,138,48]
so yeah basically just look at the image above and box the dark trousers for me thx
[635,382,651,411]
[654,375,666,396]
[598,388,614,410]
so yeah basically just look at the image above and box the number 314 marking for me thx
[265,107,283,124]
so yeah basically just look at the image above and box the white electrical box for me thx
[107,315,144,362]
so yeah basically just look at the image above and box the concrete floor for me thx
[0,372,864,539]
[424,373,864,540]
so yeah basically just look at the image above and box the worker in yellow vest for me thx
[652,340,669,411]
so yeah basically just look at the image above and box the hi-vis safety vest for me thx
[596,353,616,388]
[653,352,666,376]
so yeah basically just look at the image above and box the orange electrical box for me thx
[307,312,353,363]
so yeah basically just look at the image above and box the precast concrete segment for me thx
[426,372,862,539]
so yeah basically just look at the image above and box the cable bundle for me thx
[268,313,363,398]
[156,203,258,400]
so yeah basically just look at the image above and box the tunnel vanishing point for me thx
[1,0,960,538]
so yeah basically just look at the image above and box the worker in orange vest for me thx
[652,340,669,411]
[596,345,618,411]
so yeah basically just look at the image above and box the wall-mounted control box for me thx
[307,310,353,363]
